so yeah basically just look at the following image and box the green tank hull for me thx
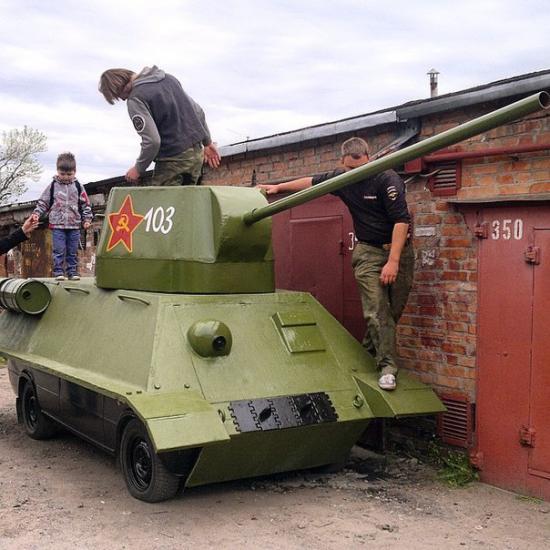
[0,279,442,499]
[1,92,548,502]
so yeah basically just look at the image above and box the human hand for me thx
[380,259,399,286]
[22,215,40,237]
[83,221,91,230]
[125,166,140,183]
[203,144,221,169]
[256,184,280,195]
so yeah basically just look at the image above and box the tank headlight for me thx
[187,320,232,357]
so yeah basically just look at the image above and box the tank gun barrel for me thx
[243,91,549,225]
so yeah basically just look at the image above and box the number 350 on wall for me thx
[491,219,523,240]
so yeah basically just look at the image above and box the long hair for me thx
[98,68,135,104]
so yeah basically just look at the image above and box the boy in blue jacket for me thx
[32,152,93,280]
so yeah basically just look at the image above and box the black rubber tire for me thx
[119,418,180,503]
[20,381,57,440]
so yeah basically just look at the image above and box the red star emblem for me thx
[106,195,144,252]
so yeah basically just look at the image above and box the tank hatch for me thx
[96,186,274,293]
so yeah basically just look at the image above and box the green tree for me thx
[0,126,47,205]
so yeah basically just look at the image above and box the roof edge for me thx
[220,69,550,158]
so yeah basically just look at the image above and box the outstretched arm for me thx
[257,177,313,195]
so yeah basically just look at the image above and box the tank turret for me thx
[95,92,549,294]
[1,92,548,502]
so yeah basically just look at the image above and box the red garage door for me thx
[475,204,550,500]
[271,194,364,341]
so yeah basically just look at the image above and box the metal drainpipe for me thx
[423,142,550,163]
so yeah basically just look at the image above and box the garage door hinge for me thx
[469,450,484,469]
[519,426,536,447]
[524,246,540,265]
[474,223,488,239]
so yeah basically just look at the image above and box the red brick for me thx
[439,249,468,260]
[441,342,467,355]
[433,375,464,390]
[442,271,468,281]
[530,182,550,193]
[417,294,436,306]
[420,336,445,347]
[456,355,476,368]
[446,321,469,332]
[441,225,467,237]
[415,214,442,224]
[446,354,458,365]
[415,271,438,281]
[444,214,464,224]
[443,238,472,247]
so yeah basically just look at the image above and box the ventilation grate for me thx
[437,393,473,448]
[428,161,461,196]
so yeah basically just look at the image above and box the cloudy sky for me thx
[1,0,548,202]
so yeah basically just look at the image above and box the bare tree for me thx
[0,126,47,205]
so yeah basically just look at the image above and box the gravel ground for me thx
[1,364,549,549]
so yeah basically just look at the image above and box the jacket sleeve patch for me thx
[132,115,146,133]
[386,185,398,201]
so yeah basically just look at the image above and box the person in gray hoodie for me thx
[32,152,93,280]
[99,66,220,186]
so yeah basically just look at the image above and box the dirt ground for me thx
[1,365,549,550]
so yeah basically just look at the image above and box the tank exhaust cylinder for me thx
[0,278,51,315]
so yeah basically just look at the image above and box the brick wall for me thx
[203,103,550,400]
[399,104,550,398]
[1,100,548,402]
[203,129,396,187]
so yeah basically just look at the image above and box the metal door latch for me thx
[524,246,541,265]
[519,426,536,447]
[474,223,489,239]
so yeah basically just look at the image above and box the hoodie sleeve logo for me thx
[132,115,145,133]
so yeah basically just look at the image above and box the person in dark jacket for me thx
[258,137,414,391]
[0,216,39,255]
[99,66,220,186]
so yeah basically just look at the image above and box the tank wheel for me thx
[20,381,57,440]
[120,418,180,503]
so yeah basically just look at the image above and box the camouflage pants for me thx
[351,242,415,376]
[152,143,204,186]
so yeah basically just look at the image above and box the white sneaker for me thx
[55,275,66,281]
[378,373,396,391]
[68,275,80,281]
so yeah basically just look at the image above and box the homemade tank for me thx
[0,91,547,502]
